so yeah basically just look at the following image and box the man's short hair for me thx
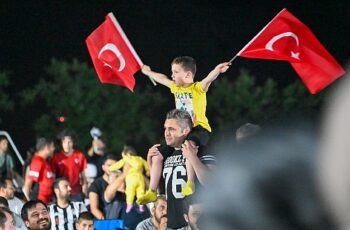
[0,137,7,143]
[154,195,166,207]
[36,137,53,151]
[77,211,94,223]
[171,56,197,77]
[0,207,13,228]
[0,197,8,208]
[183,195,199,215]
[53,177,69,191]
[21,200,48,222]
[57,129,76,142]
[102,154,119,164]
[166,109,193,131]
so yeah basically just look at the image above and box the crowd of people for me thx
[0,108,208,230]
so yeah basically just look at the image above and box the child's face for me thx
[76,220,94,230]
[171,63,192,86]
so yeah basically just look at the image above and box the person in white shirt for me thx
[0,177,23,216]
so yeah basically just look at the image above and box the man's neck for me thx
[151,217,160,228]
[64,150,74,156]
[102,173,109,182]
[37,152,47,160]
[56,198,70,208]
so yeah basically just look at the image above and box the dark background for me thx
[0,0,349,155]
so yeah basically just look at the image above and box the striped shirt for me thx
[49,201,87,230]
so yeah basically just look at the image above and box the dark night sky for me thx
[0,0,349,153]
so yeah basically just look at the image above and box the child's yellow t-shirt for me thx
[169,81,211,132]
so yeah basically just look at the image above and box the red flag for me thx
[237,8,345,94]
[86,13,142,92]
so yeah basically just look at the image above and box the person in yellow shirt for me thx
[137,56,230,204]
[109,146,150,213]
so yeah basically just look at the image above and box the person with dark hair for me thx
[235,123,261,143]
[0,136,14,179]
[140,109,216,229]
[0,207,15,230]
[0,197,8,208]
[51,129,87,202]
[75,211,94,230]
[0,196,26,230]
[0,178,23,216]
[88,154,119,219]
[141,57,229,200]
[200,130,333,230]
[21,200,51,230]
[136,195,167,230]
[181,196,202,230]
[49,177,87,230]
[23,137,55,203]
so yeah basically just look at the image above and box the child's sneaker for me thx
[139,205,145,212]
[181,180,195,196]
[126,204,133,213]
[136,190,157,205]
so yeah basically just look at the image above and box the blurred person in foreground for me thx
[319,68,350,230]
[180,196,202,230]
[200,128,333,230]
[0,207,15,230]
[0,197,25,230]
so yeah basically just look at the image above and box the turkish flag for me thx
[238,8,345,94]
[86,13,142,92]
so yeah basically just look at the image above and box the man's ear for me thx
[184,213,189,222]
[182,127,191,136]
[25,220,30,228]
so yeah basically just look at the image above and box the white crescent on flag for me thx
[265,32,300,60]
[98,43,126,72]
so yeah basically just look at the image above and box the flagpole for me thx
[108,13,157,86]
[228,8,287,64]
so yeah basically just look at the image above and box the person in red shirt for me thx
[51,129,87,201]
[22,137,55,204]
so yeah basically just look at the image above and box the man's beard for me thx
[155,214,167,224]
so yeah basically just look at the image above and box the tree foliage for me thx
[21,59,167,154]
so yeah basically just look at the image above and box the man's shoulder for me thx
[198,148,216,165]
[89,177,108,192]
[136,217,155,230]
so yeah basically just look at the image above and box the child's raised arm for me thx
[142,65,171,88]
[200,62,230,91]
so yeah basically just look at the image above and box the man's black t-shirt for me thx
[163,148,215,229]
[88,177,108,212]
